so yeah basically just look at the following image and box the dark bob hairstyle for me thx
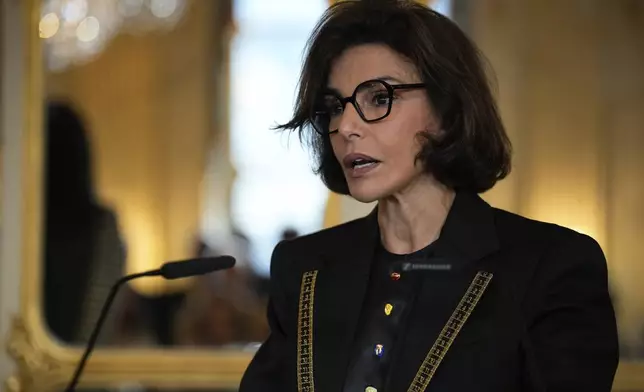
[276,0,512,194]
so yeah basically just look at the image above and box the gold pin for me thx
[384,303,393,316]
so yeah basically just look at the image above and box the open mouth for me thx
[343,154,382,178]
[342,153,381,177]
[351,158,380,169]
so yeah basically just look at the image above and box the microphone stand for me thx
[63,256,235,391]
[65,269,160,392]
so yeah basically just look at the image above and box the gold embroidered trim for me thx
[407,271,493,392]
[297,270,318,392]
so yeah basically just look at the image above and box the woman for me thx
[240,1,619,391]
[44,100,128,346]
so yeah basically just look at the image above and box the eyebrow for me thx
[325,75,409,96]
[376,75,406,84]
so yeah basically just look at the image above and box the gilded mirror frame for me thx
[4,0,644,391]
[5,0,252,391]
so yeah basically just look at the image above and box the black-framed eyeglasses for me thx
[310,79,426,135]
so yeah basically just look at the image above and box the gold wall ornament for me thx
[6,317,64,392]
[4,376,21,392]
[5,308,255,391]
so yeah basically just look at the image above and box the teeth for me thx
[354,161,377,169]
[350,157,379,169]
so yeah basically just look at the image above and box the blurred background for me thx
[1,0,643,390]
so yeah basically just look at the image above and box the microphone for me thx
[160,255,235,279]
[65,256,236,391]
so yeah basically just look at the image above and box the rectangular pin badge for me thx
[401,262,452,272]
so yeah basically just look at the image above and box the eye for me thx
[329,103,343,116]
[322,95,343,116]
[371,91,391,106]
[359,87,394,108]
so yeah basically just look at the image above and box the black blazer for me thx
[239,192,619,392]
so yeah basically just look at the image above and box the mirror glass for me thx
[39,0,329,348]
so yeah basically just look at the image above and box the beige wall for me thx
[599,1,644,354]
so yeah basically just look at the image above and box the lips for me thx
[342,153,381,178]
[342,153,380,169]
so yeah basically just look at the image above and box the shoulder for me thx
[490,207,608,301]
[270,214,366,298]
[268,216,366,282]
[488,207,612,337]
[92,205,122,232]
[491,206,604,260]
[276,217,365,256]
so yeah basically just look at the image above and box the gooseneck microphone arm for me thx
[65,269,161,392]
[65,256,236,392]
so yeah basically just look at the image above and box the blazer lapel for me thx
[313,210,380,392]
[386,192,501,392]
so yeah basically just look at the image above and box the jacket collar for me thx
[322,190,500,267]
[433,191,500,264]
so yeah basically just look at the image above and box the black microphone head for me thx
[160,256,236,280]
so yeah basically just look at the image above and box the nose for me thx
[336,103,364,139]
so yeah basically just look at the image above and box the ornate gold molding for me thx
[5,310,254,391]
[6,317,62,392]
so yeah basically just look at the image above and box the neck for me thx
[377,176,455,255]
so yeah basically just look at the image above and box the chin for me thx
[347,183,386,203]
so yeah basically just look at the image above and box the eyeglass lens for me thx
[312,80,392,135]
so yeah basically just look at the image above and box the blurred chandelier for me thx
[39,0,188,72]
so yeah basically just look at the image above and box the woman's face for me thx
[327,44,440,203]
